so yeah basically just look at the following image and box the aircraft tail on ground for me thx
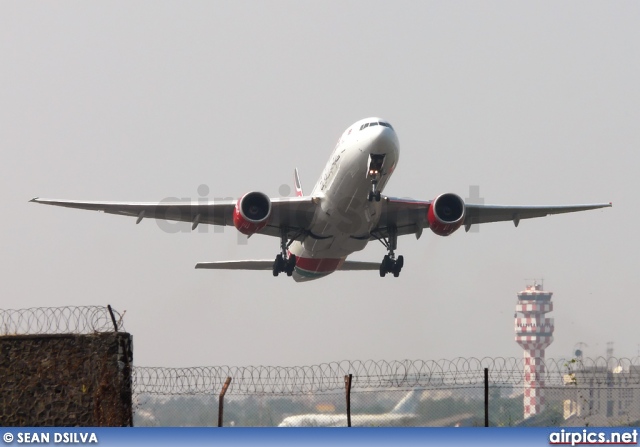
[389,389,424,415]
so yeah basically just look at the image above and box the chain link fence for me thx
[132,357,640,427]
[1,307,638,427]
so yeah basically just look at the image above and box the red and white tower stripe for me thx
[515,282,554,419]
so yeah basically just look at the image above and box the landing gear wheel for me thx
[367,191,374,202]
[273,227,302,278]
[273,254,286,276]
[374,191,381,202]
[285,254,296,277]
[374,226,403,278]
[379,254,404,278]
[382,255,392,272]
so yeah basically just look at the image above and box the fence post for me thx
[218,377,232,427]
[107,305,118,332]
[345,374,353,427]
[484,367,489,427]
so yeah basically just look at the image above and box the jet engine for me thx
[233,191,272,236]
[427,193,465,236]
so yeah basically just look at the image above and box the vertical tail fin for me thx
[389,389,424,414]
[294,168,304,197]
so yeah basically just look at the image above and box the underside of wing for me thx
[30,196,318,239]
[464,203,612,228]
[373,197,430,240]
[370,197,431,240]
[30,197,236,226]
[374,196,611,238]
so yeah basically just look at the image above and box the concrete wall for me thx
[0,332,132,426]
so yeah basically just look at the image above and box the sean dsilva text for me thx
[16,433,98,444]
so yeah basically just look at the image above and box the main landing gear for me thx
[273,253,296,277]
[380,254,403,278]
[273,227,297,277]
[373,226,404,278]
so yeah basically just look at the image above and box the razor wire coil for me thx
[0,306,125,335]
[133,357,640,396]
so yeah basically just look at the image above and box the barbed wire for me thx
[133,357,640,396]
[0,306,125,335]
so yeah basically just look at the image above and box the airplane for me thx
[31,117,611,282]
[277,389,424,427]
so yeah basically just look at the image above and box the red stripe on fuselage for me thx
[294,257,344,273]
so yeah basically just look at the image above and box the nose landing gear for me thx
[367,154,385,202]
[368,180,381,202]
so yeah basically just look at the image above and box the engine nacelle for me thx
[233,191,272,236]
[427,193,465,236]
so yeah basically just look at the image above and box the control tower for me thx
[514,281,554,419]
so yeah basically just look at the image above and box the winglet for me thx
[29,197,40,203]
[294,168,304,197]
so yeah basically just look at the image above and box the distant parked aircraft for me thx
[278,389,424,427]
[32,117,611,282]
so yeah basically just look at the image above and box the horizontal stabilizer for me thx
[195,260,381,271]
[337,261,380,271]
[195,260,273,270]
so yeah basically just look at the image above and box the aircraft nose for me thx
[369,125,399,155]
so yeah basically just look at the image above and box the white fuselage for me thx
[278,412,415,427]
[289,117,399,281]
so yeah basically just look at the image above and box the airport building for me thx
[562,364,640,425]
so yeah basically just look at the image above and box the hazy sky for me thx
[2,2,639,368]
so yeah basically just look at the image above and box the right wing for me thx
[374,197,612,239]
[30,196,318,240]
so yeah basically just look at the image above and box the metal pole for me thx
[218,377,232,427]
[345,374,353,427]
[484,367,489,427]
[107,305,118,332]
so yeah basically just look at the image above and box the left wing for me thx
[29,196,317,239]
[375,196,611,238]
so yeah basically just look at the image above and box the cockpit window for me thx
[360,121,394,131]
